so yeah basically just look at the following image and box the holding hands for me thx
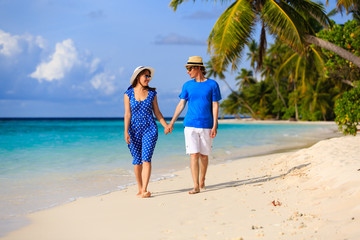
[164,124,174,135]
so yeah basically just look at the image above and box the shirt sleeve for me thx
[179,83,189,100]
[124,88,132,98]
[212,81,222,101]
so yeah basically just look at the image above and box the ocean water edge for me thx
[0,118,341,236]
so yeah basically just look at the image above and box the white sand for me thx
[2,135,359,240]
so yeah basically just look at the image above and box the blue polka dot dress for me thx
[125,87,158,165]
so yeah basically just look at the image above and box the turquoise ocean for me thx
[0,118,341,236]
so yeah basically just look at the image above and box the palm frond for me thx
[276,52,298,78]
[332,0,359,14]
[262,0,309,53]
[206,59,226,79]
[169,0,235,11]
[327,8,339,18]
[310,47,325,76]
[169,0,189,11]
[208,0,256,72]
[286,0,332,29]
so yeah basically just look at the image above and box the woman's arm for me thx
[124,94,131,144]
[152,95,168,129]
[211,101,219,138]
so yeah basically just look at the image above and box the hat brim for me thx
[130,66,155,85]
[185,63,205,67]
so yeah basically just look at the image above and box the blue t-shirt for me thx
[179,79,222,129]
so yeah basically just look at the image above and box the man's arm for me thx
[211,101,219,138]
[168,99,187,133]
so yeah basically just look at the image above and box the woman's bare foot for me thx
[200,182,206,190]
[136,192,142,197]
[188,188,200,194]
[141,191,151,198]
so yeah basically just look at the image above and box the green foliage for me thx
[317,20,360,83]
[334,85,360,135]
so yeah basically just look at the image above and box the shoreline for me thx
[2,135,359,240]
[0,120,342,237]
[218,118,337,125]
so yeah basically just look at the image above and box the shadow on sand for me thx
[154,163,310,197]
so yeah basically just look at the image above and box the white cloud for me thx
[0,30,22,56]
[89,58,101,74]
[0,30,45,57]
[30,39,78,82]
[90,72,117,95]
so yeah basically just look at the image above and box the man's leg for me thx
[189,153,200,194]
[199,154,208,189]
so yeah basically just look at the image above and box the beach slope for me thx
[2,135,359,240]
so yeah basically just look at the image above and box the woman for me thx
[124,66,169,198]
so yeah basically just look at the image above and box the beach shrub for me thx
[317,20,360,86]
[335,85,360,135]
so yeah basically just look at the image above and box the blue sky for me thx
[0,0,352,117]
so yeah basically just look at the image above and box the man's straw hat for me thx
[185,56,205,67]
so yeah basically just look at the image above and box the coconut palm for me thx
[235,68,256,89]
[262,42,289,110]
[206,58,257,116]
[220,92,245,118]
[170,0,360,71]
[246,80,273,119]
[246,40,260,73]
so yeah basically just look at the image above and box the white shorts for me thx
[184,127,213,155]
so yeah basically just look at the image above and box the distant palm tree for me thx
[235,68,256,89]
[220,92,244,118]
[246,40,259,73]
[246,80,273,119]
[206,59,257,117]
[170,0,360,72]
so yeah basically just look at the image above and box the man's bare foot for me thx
[141,191,151,198]
[188,188,200,194]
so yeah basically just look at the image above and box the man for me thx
[168,56,221,194]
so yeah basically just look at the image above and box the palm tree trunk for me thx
[305,35,360,68]
[272,78,287,108]
[293,76,299,120]
[221,79,257,117]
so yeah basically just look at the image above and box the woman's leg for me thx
[199,154,208,189]
[134,164,143,196]
[141,161,152,197]
[189,153,200,194]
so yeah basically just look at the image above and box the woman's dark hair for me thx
[131,69,156,91]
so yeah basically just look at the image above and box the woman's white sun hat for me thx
[130,66,155,85]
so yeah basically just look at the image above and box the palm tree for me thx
[220,92,244,118]
[262,43,289,110]
[170,0,360,71]
[246,80,273,119]
[206,59,257,116]
[246,40,259,73]
[235,68,256,89]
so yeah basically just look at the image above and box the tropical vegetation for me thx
[169,0,360,128]
[335,84,360,135]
